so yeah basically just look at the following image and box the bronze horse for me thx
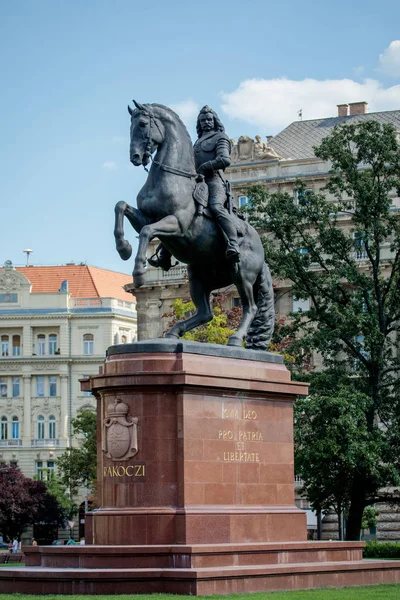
[114,101,274,350]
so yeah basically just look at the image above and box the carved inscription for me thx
[220,405,262,462]
[223,408,257,419]
[103,464,145,477]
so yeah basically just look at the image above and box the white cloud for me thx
[102,160,117,170]
[168,99,199,125]
[220,77,400,133]
[378,41,400,77]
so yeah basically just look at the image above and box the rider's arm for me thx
[199,136,231,174]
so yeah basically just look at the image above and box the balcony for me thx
[0,439,22,447]
[143,265,188,284]
[31,439,60,448]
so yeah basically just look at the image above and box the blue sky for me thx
[1,0,400,274]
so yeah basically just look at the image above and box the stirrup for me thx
[147,255,172,271]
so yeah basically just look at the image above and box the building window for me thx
[12,377,20,398]
[36,460,55,480]
[83,334,94,355]
[11,416,19,439]
[12,335,21,356]
[37,415,45,439]
[0,293,17,303]
[48,334,57,355]
[0,378,7,398]
[35,460,44,478]
[292,296,310,312]
[36,376,45,397]
[48,415,56,439]
[1,335,9,356]
[295,188,313,204]
[354,233,367,259]
[238,195,253,208]
[0,416,7,440]
[121,334,127,344]
[232,297,241,308]
[49,376,57,397]
[37,334,46,356]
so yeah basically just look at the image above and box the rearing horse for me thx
[114,101,274,350]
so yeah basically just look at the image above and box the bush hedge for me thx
[363,541,400,558]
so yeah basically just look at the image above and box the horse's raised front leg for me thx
[133,215,181,287]
[228,273,258,347]
[114,201,147,261]
[165,267,213,339]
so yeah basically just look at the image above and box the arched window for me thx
[48,415,56,439]
[48,334,57,355]
[11,416,19,439]
[83,334,94,355]
[1,416,8,440]
[37,415,45,439]
[1,335,9,356]
[12,335,21,356]
[121,334,127,344]
[37,334,46,356]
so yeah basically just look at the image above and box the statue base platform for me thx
[2,341,399,594]
[2,542,400,594]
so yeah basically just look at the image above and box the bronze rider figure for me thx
[148,105,240,270]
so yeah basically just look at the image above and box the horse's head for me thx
[128,100,165,167]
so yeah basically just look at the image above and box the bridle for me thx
[134,105,197,179]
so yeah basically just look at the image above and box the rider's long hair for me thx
[196,106,225,138]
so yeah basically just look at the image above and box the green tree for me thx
[56,409,97,498]
[0,463,69,540]
[248,120,400,540]
[163,294,237,345]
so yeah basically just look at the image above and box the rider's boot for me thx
[216,215,241,262]
[147,244,172,271]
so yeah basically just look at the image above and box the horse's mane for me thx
[133,103,193,146]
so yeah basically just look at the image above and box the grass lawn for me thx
[0,562,25,566]
[0,585,399,600]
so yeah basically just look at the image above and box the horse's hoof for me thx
[132,273,145,288]
[165,332,180,340]
[116,241,132,261]
[227,335,243,347]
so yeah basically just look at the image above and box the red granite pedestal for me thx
[2,340,400,595]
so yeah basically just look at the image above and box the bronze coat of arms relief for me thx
[102,399,138,461]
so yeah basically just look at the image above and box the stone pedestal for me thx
[5,340,400,595]
[83,340,308,546]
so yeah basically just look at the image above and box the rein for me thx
[139,107,197,179]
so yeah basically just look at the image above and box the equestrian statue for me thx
[114,101,275,350]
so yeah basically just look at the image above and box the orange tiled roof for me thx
[16,265,134,302]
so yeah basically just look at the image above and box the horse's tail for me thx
[246,263,275,351]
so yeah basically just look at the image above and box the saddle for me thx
[193,176,247,235]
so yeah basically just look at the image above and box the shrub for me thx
[363,541,400,559]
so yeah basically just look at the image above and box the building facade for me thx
[0,262,136,482]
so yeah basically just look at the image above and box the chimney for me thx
[348,101,368,116]
[266,135,273,143]
[337,104,348,117]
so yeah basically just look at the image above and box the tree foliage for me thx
[248,120,400,540]
[0,463,69,540]
[163,294,238,345]
[56,409,97,497]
